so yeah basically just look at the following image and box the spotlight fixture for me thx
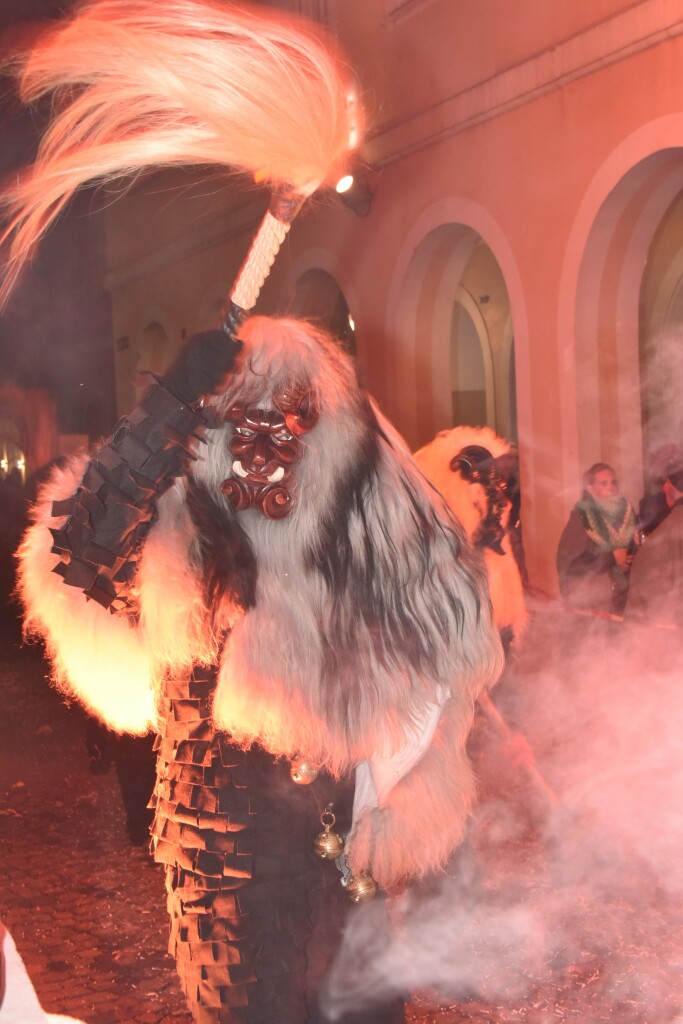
[336,174,354,194]
[335,170,372,217]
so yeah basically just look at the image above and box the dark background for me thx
[0,0,116,441]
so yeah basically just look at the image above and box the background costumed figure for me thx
[414,425,527,649]
[3,2,504,1021]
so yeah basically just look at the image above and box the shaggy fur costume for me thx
[414,425,527,644]
[5,2,494,1018]
[19,319,503,889]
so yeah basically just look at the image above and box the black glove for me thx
[49,327,242,613]
[161,329,242,404]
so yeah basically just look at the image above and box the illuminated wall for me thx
[104,0,683,594]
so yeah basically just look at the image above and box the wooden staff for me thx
[478,691,559,806]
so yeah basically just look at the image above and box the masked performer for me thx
[4,2,503,1021]
[415,426,527,651]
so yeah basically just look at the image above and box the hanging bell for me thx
[346,871,378,904]
[313,806,345,861]
[290,757,319,785]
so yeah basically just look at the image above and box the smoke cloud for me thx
[322,600,683,1022]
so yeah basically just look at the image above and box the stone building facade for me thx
[103,0,683,595]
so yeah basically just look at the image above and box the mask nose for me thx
[248,434,268,469]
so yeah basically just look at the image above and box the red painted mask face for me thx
[221,383,319,519]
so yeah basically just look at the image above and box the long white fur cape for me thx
[18,320,504,886]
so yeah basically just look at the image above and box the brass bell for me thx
[346,871,378,903]
[313,806,345,861]
[290,757,319,785]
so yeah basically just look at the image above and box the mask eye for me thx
[274,429,294,443]
[235,426,255,438]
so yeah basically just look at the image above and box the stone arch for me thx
[560,117,683,507]
[386,201,527,452]
[288,268,356,353]
[282,248,364,358]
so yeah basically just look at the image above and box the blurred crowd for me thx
[0,467,26,621]
[0,457,155,848]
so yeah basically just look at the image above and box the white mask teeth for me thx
[232,460,285,483]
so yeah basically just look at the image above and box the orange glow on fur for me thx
[415,425,527,640]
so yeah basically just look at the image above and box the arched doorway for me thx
[572,149,683,505]
[450,288,492,429]
[389,222,517,449]
[0,437,25,481]
[0,384,57,476]
[138,321,168,376]
[134,320,169,402]
[288,269,356,353]
[639,186,683,480]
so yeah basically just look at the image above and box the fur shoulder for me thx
[17,455,155,733]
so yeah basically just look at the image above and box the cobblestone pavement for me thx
[0,617,191,1024]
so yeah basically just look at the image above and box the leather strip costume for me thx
[152,664,353,1024]
[49,383,207,614]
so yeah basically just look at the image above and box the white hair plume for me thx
[0,0,362,301]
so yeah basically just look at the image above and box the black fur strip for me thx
[185,478,258,615]
[304,399,454,680]
[303,394,379,598]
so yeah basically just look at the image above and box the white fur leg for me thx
[346,696,478,889]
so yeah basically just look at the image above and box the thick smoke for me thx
[322,600,683,1022]
[641,325,683,468]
